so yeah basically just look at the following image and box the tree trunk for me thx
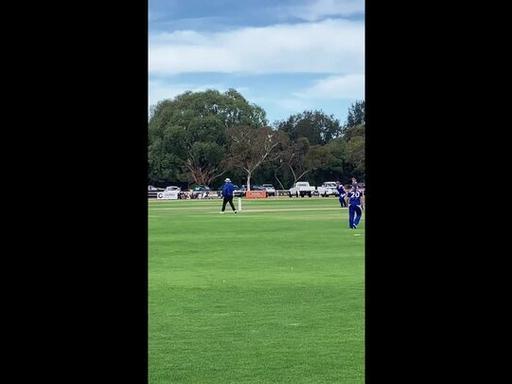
[246,172,251,191]
[274,173,285,190]
[190,171,199,185]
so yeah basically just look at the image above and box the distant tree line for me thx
[148,89,364,189]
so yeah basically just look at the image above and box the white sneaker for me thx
[220,211,225,214]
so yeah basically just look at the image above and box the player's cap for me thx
[225,178,231,182]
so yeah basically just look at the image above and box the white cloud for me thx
[149,18,364,75]
[294,73,364,99]
[285,0,364,21]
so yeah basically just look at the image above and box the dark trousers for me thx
[339,196,347,207]
[222,196,236,211]
[349,205,362,228]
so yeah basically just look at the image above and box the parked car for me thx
[190,185,211,199]
[289,181,316,197]
[262,184,276,196]
[165,186,181,192]
[317,182,339,197]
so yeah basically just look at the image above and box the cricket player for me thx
[347,184,363,229]
[336,181,347,207]
[220,178,237,214]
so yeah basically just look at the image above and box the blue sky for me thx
[149,0,364,125]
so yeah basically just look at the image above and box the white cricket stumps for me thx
[238,197,242,211]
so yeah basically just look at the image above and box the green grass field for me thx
[149,197,364,383]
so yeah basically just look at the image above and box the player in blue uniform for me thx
[336,181,347,207]
[220,178,237,214]
[347,184,363,229]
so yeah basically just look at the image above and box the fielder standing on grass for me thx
[220,178,238,214]
[336,181,347,207]
[347,183,364,229]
